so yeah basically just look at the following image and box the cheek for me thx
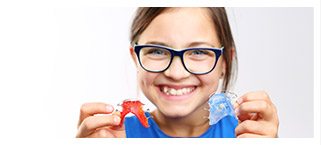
[198,67,222,94]
[199,75,219,89]
[137,69,158,91]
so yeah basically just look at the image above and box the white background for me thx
[0,3,318,144]
[228,7,314,137]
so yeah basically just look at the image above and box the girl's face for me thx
[131,8,226,118]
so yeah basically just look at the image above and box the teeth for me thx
[177,89,182,95]
[161,86,194,96]
[169,89,176,95]
[164,87,168,93]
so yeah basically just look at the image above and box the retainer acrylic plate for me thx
[208,92,238,125]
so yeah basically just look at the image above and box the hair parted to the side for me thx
[130,7,238,91]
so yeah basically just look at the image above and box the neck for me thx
[151,103,210,137]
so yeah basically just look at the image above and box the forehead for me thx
[139,8,220,47]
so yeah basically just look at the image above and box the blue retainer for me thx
[208,93,237,125]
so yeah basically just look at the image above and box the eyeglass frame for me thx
[133,43,224,75]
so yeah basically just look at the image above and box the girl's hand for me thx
[76,102,126,138]
[234,91,279,138]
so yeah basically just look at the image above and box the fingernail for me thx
[235,108,240,116]
[236,97,243,104]
[233,103,238,109]
[106,105,113,112]
[113,116,120,123]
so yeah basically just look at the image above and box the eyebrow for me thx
[188,41,218,48]
[144,41,170,47]
[143,41,219,48]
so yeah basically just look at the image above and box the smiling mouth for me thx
[159,86,196,96]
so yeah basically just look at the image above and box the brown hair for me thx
[130,7,238,90]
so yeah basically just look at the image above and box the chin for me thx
[157,105,195,118]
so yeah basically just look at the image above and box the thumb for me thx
[110,112,125,131]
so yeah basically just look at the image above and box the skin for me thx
[131,8,224,137]
[76,103,125,138]
[76,8,279,138]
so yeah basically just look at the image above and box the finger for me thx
[76,115,121,137]
[237,112,259,122]
[236,133,269,138]
[237,91,271,104]
[233,99,241,109]
[235,120,268,136]
[109,111,125,130]
[235,100,273,121]
[87,129,116,138]
[78,102,114,127]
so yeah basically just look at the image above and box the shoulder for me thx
[124,113,163,138]
[125,112,238,138]
[209,116,238,138]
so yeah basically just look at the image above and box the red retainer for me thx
[118,99,150,128]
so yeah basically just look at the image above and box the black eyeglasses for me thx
[134,44,224,75]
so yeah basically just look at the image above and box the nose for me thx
[163,56,190,80]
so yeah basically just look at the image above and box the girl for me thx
[76,7,279,138]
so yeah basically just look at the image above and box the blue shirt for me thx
[124,112,238,138]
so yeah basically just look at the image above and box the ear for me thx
[230,47,236,62]
[220,58,226,79]
[221,47,235,79]
[130,46,138,67]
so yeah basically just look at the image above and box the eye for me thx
[185,49,215,61]
[190,49,209,56]
[145,48,167,55]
